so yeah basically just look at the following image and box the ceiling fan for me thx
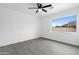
[28,3,53,13]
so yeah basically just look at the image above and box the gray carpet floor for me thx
[0,37,79,55]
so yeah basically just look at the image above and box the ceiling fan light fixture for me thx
[39,9,41,11]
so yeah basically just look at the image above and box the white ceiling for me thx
[0,3,79,16]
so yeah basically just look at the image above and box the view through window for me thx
[52,15,77,32]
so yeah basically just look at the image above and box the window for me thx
[52,15,77,32]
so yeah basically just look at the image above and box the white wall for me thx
[0,4,79,47]
[40,8,79,46]
[0,6,40,47]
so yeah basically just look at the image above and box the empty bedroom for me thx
[0,3,79,55]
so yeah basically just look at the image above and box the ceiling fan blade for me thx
[42,4,52,8]
[36,10,39,13]
[42,9,47,12]
[28,7,38,9]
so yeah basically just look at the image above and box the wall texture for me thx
[40,8,79,46]
[0,6,40,47]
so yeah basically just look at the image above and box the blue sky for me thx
[52,15,76,26]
